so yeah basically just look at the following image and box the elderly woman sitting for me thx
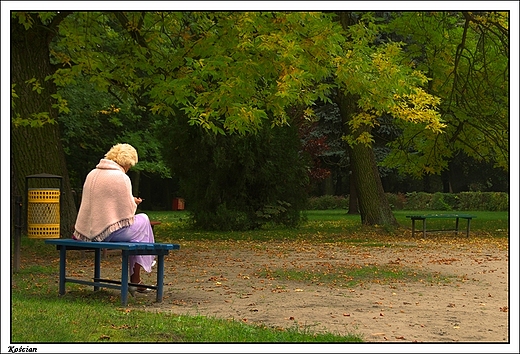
[73,143,155,296]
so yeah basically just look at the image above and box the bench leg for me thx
[411,219,415,237]
[466,218,471,238]
[455,217,460,235]
[156,254,165,303]
[121,251,130,306]
[58,246,67,296]
[422,219,426,238]
[94,248,101,291]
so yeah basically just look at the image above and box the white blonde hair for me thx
[105,143,138,168]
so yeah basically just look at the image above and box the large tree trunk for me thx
[348,127,398,226]
[11,13,77,237]
[337,91,398,227]
[347,165,359,214]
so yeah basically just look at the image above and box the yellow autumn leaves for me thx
[341,42,446,147]
[98,104,121,115]
[390,88,445,132]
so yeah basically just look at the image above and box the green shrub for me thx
[194,204,255,231]
[458,191,508,211]
[161,119,309,231]
[403,191,507,211]
[458,191,484,210]
[489,192,509,211]
[431,192,459,211]
[385,192,406,210]
[255,200,302,227]
[404,192,432,210]
[308,192,508,212]
[306,195,349,210]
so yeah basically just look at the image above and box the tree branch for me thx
[112,11,150,49]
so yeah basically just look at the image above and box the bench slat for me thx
[45,239,179,251]
[406,214,475,219]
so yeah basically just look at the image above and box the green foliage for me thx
[160,118,308,231]
[430,192,454,211]
[12,12,36,30]
[255,200,296,225]
[384,192,407,210]
[58,74,171,187]
[335,13,445,151]
[404,192,435,211]
[306,195,350,210]
[403,191,508,211]
[384,12,509,175]
[305,192,508,212]
[47,11,446,141]
[457,191,509,212]
[49,12,345,135]
[195,204,255,232]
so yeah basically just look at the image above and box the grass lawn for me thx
[10,209,508,344]
[145,209,508,244]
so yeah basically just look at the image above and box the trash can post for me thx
[13,195,23,273]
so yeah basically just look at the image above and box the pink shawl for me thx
[73,159,137,241]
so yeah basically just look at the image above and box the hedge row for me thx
[307,192,509,212]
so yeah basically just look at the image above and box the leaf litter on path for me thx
[77,237,509,343]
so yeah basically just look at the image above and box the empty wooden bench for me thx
[45,239,180,306]
[406,214,476,238]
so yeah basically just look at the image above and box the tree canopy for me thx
[382,11,509,176]
[8,8,512,231]
[12,11,445,136]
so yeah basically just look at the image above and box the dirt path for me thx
[87,237,509,343]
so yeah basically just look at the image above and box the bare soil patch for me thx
[77,236,509,343]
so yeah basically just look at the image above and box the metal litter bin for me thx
[26,174,62,239]
[27,188,60,238]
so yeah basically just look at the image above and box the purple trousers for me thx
[104,213,155,276]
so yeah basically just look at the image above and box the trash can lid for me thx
[26,173,62,179]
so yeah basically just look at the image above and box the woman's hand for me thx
[134,197,143,205]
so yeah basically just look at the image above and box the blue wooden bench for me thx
[45,239,180,306]
[406,214,476,238]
